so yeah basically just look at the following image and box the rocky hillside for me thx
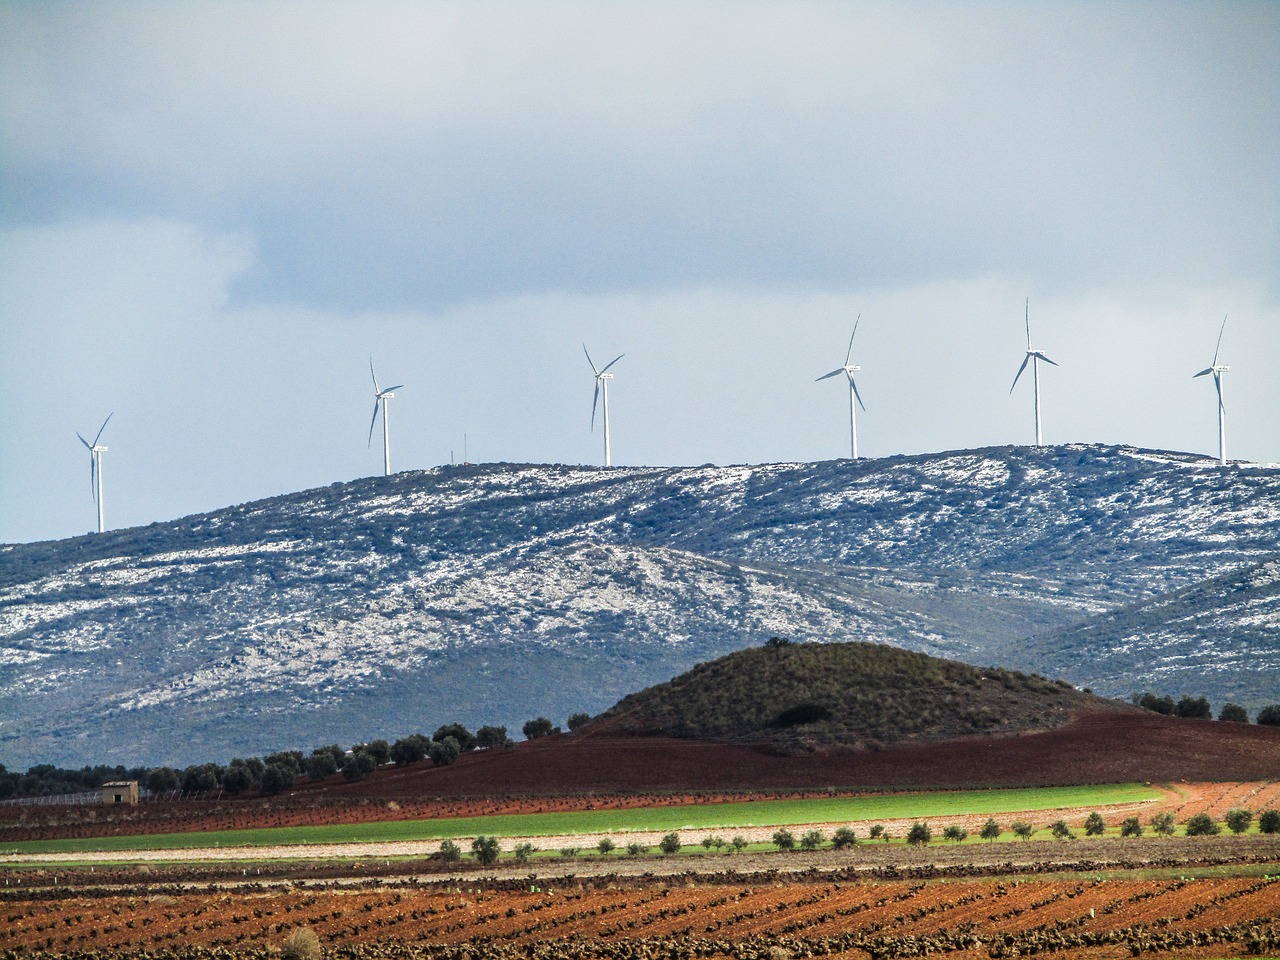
[1,443,1277,768]
[587,640,1128,752]
[1021,558,1280,712]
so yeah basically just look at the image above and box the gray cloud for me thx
[4,2,1275,308]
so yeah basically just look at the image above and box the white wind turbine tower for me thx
[1193,316,1230,465]
[367,358,404,477]
[584,345,623,467]
[815,314,868,459]
[1009,298,1058,447]
[76,413,112,534]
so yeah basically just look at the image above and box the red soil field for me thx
[368,710,1280,796]
[3,711,1278,843]
[3,874,1278,958]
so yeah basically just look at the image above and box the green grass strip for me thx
[1,783,1158,855]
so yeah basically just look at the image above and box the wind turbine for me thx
[1009,298,1057,447]
[815,314,867,459]
[1193,316,1230,465]
[367,358,403,477]
[76,413,112,534]
[584,345,623,467]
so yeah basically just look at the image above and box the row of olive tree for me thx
[0,763,149,801]
[1132,692,1280,724]
[2,710,595,801]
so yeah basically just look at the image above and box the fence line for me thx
[0,787,219,806]
[0,790,101,807]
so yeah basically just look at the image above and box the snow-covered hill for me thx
[2,443,1277,768]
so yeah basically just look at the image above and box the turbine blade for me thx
[851,378,867,411]
[1215,373,1226,413]
[77,432,92,450]
[815,369,844,382]
[1024,298,1031,350]
[1193,368,1213,378]
[591,381,600,430]
[1010,355,1030,393]
[1208,313,1228,366]
[89,456,97,499]
[1036,352,1058,367]
[845,314,861,364]
[600,353,624,375]
[92,413,113,447]
[369,356,380,394]
[384,384,405,394]
[368,401,380,446]
[583,344,599,376]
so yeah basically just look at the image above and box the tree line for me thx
[1131,692,1280,724]
[1,713,589,801]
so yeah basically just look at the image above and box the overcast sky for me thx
[1,1,1277,545]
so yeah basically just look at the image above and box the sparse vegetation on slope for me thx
[4,444,1278,769]
[589,640,1125,751]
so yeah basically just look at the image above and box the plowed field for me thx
[3,873,1279,958]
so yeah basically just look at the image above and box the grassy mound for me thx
[588,640,1126,752]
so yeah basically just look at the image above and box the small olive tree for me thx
[906,822,932,846]
[522,717,555,739]
[659,832,682,855]
[1151,812,1177,836]
[428,736,461,766]
[1218,703,1249,722]
[980,818,1002,842]
[437,840,461,862]
[1185,812,1220,836]
[1224,808,1253,834]
[513,842,536,863]
[772,828,796,851]
[1120,816,1143,838]
[1012,821,1034,841]
[471,835,501,866]
[832,826,857,849]
[800,829,825,851]
[1084,812,1106,836]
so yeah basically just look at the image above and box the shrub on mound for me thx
[591,640,1123,751]
[280,927,321,960]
